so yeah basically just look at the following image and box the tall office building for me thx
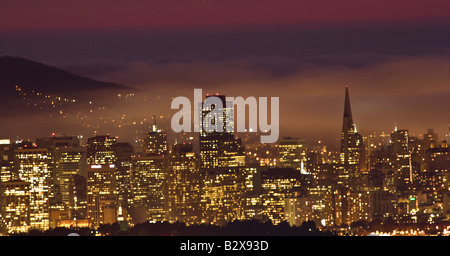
[1,180,30,234]
[54,148,86,210]
[114,142,134,208]
[36,135,87,228]
[421,140,450,205]
[71,175,88,221]
[143,118,167,157]
[0,139,14,182]
[308,186,334,226]
[199,94,246,225]
[86,135,118,228]
[132,123,168,222]
[199,94,245,169]
[15,147,53,230]
[391,129,413,193]
[131,155,167,223]
[201,167,246,225]
[166,143,201,224]
[338,86,364,190]
[260,167,303,225]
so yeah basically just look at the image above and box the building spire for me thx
[343,86,353,123]
[339,85,362,189]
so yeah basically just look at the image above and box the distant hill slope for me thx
[0,56,133,98]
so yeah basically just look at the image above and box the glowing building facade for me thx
[131,155,167,222]
[166,143,201,224]
[339,87,364,190]
[1,180,30,234]
[86,135,118,228]
[260,168,302,225]
[15,148,52,230]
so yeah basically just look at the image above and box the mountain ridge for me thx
[0,55,133,99]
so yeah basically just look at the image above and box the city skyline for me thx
[0,87,449,236]
[0,1,449,238]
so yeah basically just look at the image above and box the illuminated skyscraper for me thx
[86,135,118,228]
[1,180,30,234]
[71,175,88,221]
[201,167,246,225]
[199,94,246,225]
[338,86,364,190]
[166,143,201,224]
[131,155,167,222]
[199,94,245,169]
[54,148,86,210]
[36,135,87,228]
[15,147,52,230]
[0,139,14,183]
[391,129,412,192]
[421,140,450,205]
[260,168,303,225]
[284,194,313,227]
[243,165,262,220]
[132,123,168,222]
[143,118,167,157]
[308,186,334,226]
[331,188,351,226]
[349,191,372,223]
[114,142,134,208]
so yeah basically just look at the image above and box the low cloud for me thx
[76,54,449,145]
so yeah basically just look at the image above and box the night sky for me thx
[0,0,449,145]
[1,0,448,31]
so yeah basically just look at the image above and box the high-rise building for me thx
[86,135,118,228]
[308,186,334,226]
[114,142,134,208]
[390,129,413,214]
[242,165,263,221]
[143,118,167,157]
[1,180,30,234]
[420,140,450,205]
[338,86,364,190]
[200,167,246,225]
[284,193,313,227]
[0,139,14,182]
[349,191,372,223]
[131,155,167,223]
[331,188,351,226]
[391,129,412,189]
[166,143,201,225]
[36,135,87,228]
[132,123,168,223]
[15,147,53,230]
[199,94,245,169]
[53,147,86,207]
[71,175,88,221]
[198,94,246,225]
[260,167,303,225]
